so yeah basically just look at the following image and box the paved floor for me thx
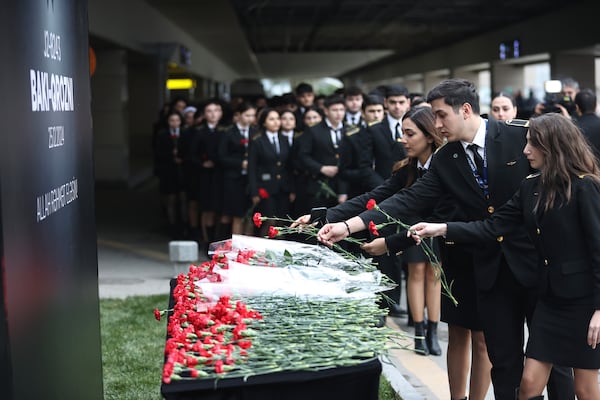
[95,179,494,399]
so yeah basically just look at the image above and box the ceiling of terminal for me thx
[145,0,583,79]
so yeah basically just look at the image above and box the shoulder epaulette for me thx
[505,119,529,128]
[251,132,263,141]
[526,172,541,179]
[345,126,360,137]
[216,125,229,132]
[368,120,382,127]
[294,131,304,138]
[578,174,590,179]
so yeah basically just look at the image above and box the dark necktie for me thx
[395,122,401,140]
[331,129,340,147]
[467,144,484,177]
[271,136,280,155]
[417,167,427,178]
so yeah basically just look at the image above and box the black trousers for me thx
[477,259,574,400]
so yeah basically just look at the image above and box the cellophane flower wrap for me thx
[159,235,404,385]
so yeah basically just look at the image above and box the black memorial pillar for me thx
[0,1,103,399]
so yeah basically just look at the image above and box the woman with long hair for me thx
[412,113,600,400]
[361,106,445,356]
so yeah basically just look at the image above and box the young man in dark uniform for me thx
[298,95,348,209]
[368,84,410,180]
[318,79,575,400]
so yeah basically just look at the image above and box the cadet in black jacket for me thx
[248,108,294,236]
[218,102,257,236]
[318,80,574,400]
[368,84,409,181]
[412,114,600,400]
[298,95,348,209]
[339,94,386,198]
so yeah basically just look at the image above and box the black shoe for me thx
[388,303,408,317]
[426,320,442,356]
[414,321,429,355]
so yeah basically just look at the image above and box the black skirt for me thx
[222,175,250,217]
[402,237,440,263]
[439,243,483,331]
[526,296,600,369]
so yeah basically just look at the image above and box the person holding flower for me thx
[248,108,294,236]
[361,107,444,356]
[296,107,449,355]
[410,113,600,400]
[317,79,574,400]
[296,105,493,399]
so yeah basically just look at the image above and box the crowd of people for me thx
[154,77,600,400]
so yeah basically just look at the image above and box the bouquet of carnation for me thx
[201,235,395,301]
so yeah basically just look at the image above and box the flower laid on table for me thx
[365,199,458,306]
[156,246,408,385]
[155,257,264,384]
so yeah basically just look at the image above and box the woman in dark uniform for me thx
[412,113,600,400]
[360,107,444,356]
[248,108,294,236]
[218,102,257,236]
[155,111,186,237]
[295,107,445,353]
[188,99,224,245]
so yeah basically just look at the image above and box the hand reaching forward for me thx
[409,222,448,238]
[290,214,311,228]
[317,222,349,246]
[361,238,387,256]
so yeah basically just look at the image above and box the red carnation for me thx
[154,308,162,321]
[368,221,380,236]
[268,226,280,238]
[366,199,377,210]
[240,138,249,146]
[258,188,269,199]
[253,212,263,227]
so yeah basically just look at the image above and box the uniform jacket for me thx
[359,118,536,290]
[447,174,600,307]
[368,120,407,180]
[339,124,383,197]
[248,132,293,197]
[297,120,347,195]
[218,125,256,179]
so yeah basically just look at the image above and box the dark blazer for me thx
[298,120,347,195]
[248,132,293,197]
[359,118,536,291]
[368,120,406,180]
[187,124,225,173]
[447,174,600,307]
[339,125,383,197]
[218,125,256,179]
[577,113,600,160]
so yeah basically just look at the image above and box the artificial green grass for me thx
[100,295,401,400]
